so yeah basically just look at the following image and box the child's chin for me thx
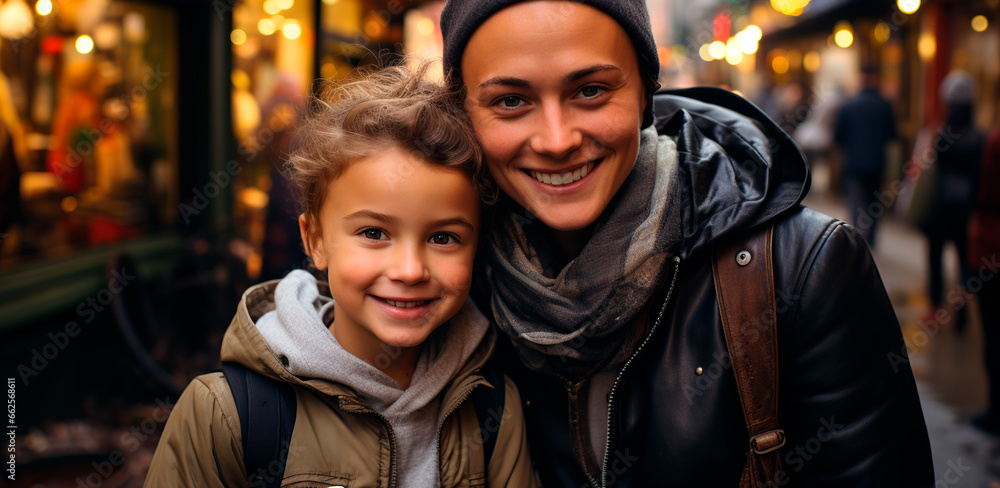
[379,334,431,350]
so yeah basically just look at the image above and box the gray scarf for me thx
[485,127,681,379]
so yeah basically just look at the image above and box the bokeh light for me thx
[971,15,988,32]
[75,35,94,54]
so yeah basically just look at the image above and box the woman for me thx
[441,1,934,486]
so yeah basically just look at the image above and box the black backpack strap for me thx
[221,361,297,488]
[472,364,506,468]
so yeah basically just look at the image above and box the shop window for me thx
[0,0,178,270]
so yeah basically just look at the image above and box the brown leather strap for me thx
[712,223,784,487]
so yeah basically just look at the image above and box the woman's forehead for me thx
[460,2,639,86]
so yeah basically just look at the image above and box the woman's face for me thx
[461,1,646,231]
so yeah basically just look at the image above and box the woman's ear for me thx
[299,214,329,270]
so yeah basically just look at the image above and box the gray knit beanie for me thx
[441,0,660,128]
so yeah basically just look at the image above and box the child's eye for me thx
[360,228,388,240]
[429,232,459,246]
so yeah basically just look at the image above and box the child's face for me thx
[300,146,481,362]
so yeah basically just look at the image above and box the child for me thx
[144,61,538,488]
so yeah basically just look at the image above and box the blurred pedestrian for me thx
[834,65,898,246]
[968,121,1000,436]
[923,71,983,331]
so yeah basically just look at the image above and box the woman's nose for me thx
[386,244,430,285]
[530,103,582,159]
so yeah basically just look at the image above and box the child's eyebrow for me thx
[344,210,398,224]
[343,211,475,231]
[432,217,476,231]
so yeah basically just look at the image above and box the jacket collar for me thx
[220,279,497,407]
[653,87,810,257]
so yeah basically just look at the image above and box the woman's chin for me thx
[530,204,602,232]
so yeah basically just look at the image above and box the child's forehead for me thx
[339,146,475,182]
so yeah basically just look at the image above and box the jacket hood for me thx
[652,87,810,257]
[219,278,496,400]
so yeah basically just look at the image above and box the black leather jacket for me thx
[488,88,934,487]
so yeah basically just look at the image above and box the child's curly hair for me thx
[285,59,489,227]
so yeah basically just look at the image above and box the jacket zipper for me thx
[435,376,488,483]
[600,256,681,488]
[346,400,399,488]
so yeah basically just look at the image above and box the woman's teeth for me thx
[529,161,595,186]
[385,299,426,308]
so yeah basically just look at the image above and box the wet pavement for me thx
[805,164,1000,487]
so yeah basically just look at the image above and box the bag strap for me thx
[472,364,506,468]
[711,223,785,487]
[221,361,297,488]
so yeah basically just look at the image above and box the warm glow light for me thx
[699,43,714,61]
[725,37,743,65]
[803,51,821,72]
[35,0,52,15]
[282,20,301,40]
[771,0,810,16]
[75,34,94,54]
[275,0,293,9]
[972,15,988,32]
[898,0,920,15]
[258,18,276,35]
[321,0,338,4]
[231,28,246,45]
[772,56,789,74]
[835,30,853,47]
[873,22,891,43]
[834,21,853,48]
[736,29,759,54]
[709,41,726,60]
[745,25,763,42]
[61,196,78,213]
[0,0,34,39]
[263,0,281,15]
[417,17,434,37]
[918,31,936,59]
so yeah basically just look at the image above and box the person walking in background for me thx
[968,120,1000,436]
[923,71,984,331]
[834,65,898,247]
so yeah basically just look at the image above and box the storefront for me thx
[0,0,232,331]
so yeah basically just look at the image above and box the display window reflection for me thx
[0,0,178,270]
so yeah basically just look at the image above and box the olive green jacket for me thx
[144,280,539,488]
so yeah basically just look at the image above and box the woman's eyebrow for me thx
[565,64,623,82]
[477,77,531,90]
[476,64,623,91]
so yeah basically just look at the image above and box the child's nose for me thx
[386,244,430,284]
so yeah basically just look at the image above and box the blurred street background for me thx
[0,0,999,485]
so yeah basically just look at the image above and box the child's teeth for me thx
[386,299,425,308]
[530,161,595,186]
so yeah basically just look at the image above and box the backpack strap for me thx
[472,364,506,469]
[221,361,297,488]
[711,222,785,488]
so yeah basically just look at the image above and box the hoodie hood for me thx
[652,87,810,257]
[220,272,495,402]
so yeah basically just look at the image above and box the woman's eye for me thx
[362,228,387,240]
[496,96,525,109]
[579,86,605,99]
[430,233,458,245]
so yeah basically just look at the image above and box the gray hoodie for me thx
[256,270,489,487]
